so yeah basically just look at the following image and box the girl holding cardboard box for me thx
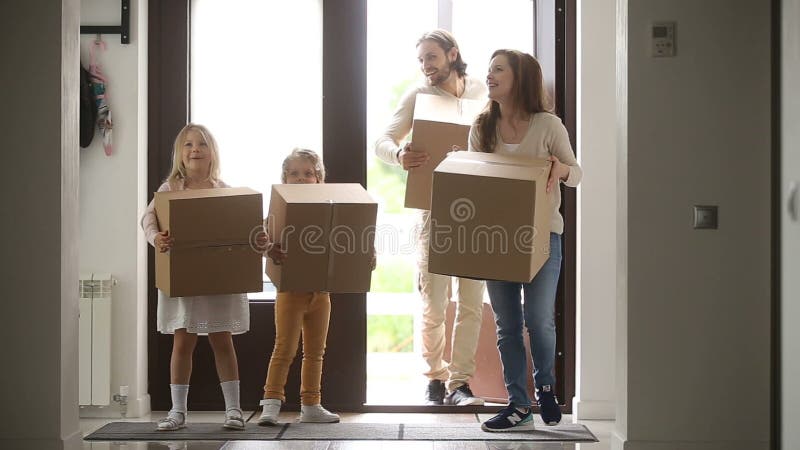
[254,148,342,425]
[141,123,249,431]
[468,50,582,432]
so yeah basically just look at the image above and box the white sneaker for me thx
[299,404,340,423]
[258,398,281,426]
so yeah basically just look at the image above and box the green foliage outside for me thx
[367,314,414,353]
[370,255,414,293]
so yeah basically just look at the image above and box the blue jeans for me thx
[486,233,562,407]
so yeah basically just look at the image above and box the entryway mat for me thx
[85,421,597,442]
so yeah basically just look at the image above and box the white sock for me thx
[220,380,241,411]
[170,384,189,413]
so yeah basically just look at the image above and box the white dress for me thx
[141,178,251,335]
[156,290,249,335]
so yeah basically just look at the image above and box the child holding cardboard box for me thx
[254,148,342,425]
[141,123,249,431]
[469,50,582,432]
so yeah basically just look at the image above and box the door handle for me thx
[789,181,798,222]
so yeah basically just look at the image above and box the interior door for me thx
[147,0,368,412]
[780,0,800,447]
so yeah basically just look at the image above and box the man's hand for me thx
[398,142,430,170]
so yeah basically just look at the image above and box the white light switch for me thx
[652,22,676,57]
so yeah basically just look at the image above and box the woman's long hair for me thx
[474,50,552,152]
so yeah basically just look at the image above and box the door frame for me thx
[147,0,576,413]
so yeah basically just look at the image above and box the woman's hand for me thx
[267,242,288,265]
[154,230,174,253]
[546,155,570,193]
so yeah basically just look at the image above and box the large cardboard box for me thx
[428,152,553,283]
[404,93,485,210]
[154,187,263,297]
[266,183,378,293]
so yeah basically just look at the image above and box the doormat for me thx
[85,421,597,442]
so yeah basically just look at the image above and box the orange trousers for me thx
[263,291,331,405]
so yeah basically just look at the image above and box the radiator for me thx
[78,273,114,406]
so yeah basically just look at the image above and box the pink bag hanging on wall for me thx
[89,36,114,156]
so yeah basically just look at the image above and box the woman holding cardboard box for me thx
[468,50,582,432]
[141,123,249,431]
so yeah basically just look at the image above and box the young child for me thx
[256,148,341,425]
[141,123,249,431]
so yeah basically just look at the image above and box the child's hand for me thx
[253,230,269,252]
[267,243,288,265]
[154,230,173,253]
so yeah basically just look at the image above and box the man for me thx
[374,29,488,406]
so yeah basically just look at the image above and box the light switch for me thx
[693,205,718,229]
[652,22,676,57]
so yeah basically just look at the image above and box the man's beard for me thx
[428,63,453,86]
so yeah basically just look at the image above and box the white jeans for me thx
[417,211,485,391]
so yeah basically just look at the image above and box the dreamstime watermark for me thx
[246,198,548,256]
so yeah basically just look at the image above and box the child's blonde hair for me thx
[281,148,326,183]
[166,123,221,187]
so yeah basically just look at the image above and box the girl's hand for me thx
[267,242,288,265]
[546,155,570,193]
[253,230,269,253]
[154,230,174,253]
[369,249,377,271]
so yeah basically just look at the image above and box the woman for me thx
[468,50,582,432]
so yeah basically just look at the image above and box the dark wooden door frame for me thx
[770,0,780,447]
[147,0,368,412]
[557,0,577,414]
[147,0,575,413]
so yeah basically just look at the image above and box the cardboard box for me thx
[266,183,378,293]
[154,187,264,297]
[404,93,485,210]
[428,152,553,283]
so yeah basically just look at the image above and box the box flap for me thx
[155,188,263,248]
[412,93,485,125]
[435,151,551,181]
[271,183,376,204]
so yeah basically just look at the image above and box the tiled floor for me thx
[80,412,614,449]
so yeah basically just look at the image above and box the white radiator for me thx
[78,273,114,406]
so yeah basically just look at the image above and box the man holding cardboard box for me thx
[374,29,487,406]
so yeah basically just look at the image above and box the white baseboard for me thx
[79,393,151,418]
[572,398,615,420]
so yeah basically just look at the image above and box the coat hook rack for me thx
[80,0,130,44]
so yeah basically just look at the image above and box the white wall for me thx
[78,0,149,418]
[0,1,82,448]
[575,0,618,420]
[614,1,771,449]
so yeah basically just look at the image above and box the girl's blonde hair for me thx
[281,148,326,183]
[166,123,221,187]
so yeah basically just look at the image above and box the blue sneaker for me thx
[536,385,562,425]
[481,403,535,432]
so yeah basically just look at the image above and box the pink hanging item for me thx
[89,36,114,156]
